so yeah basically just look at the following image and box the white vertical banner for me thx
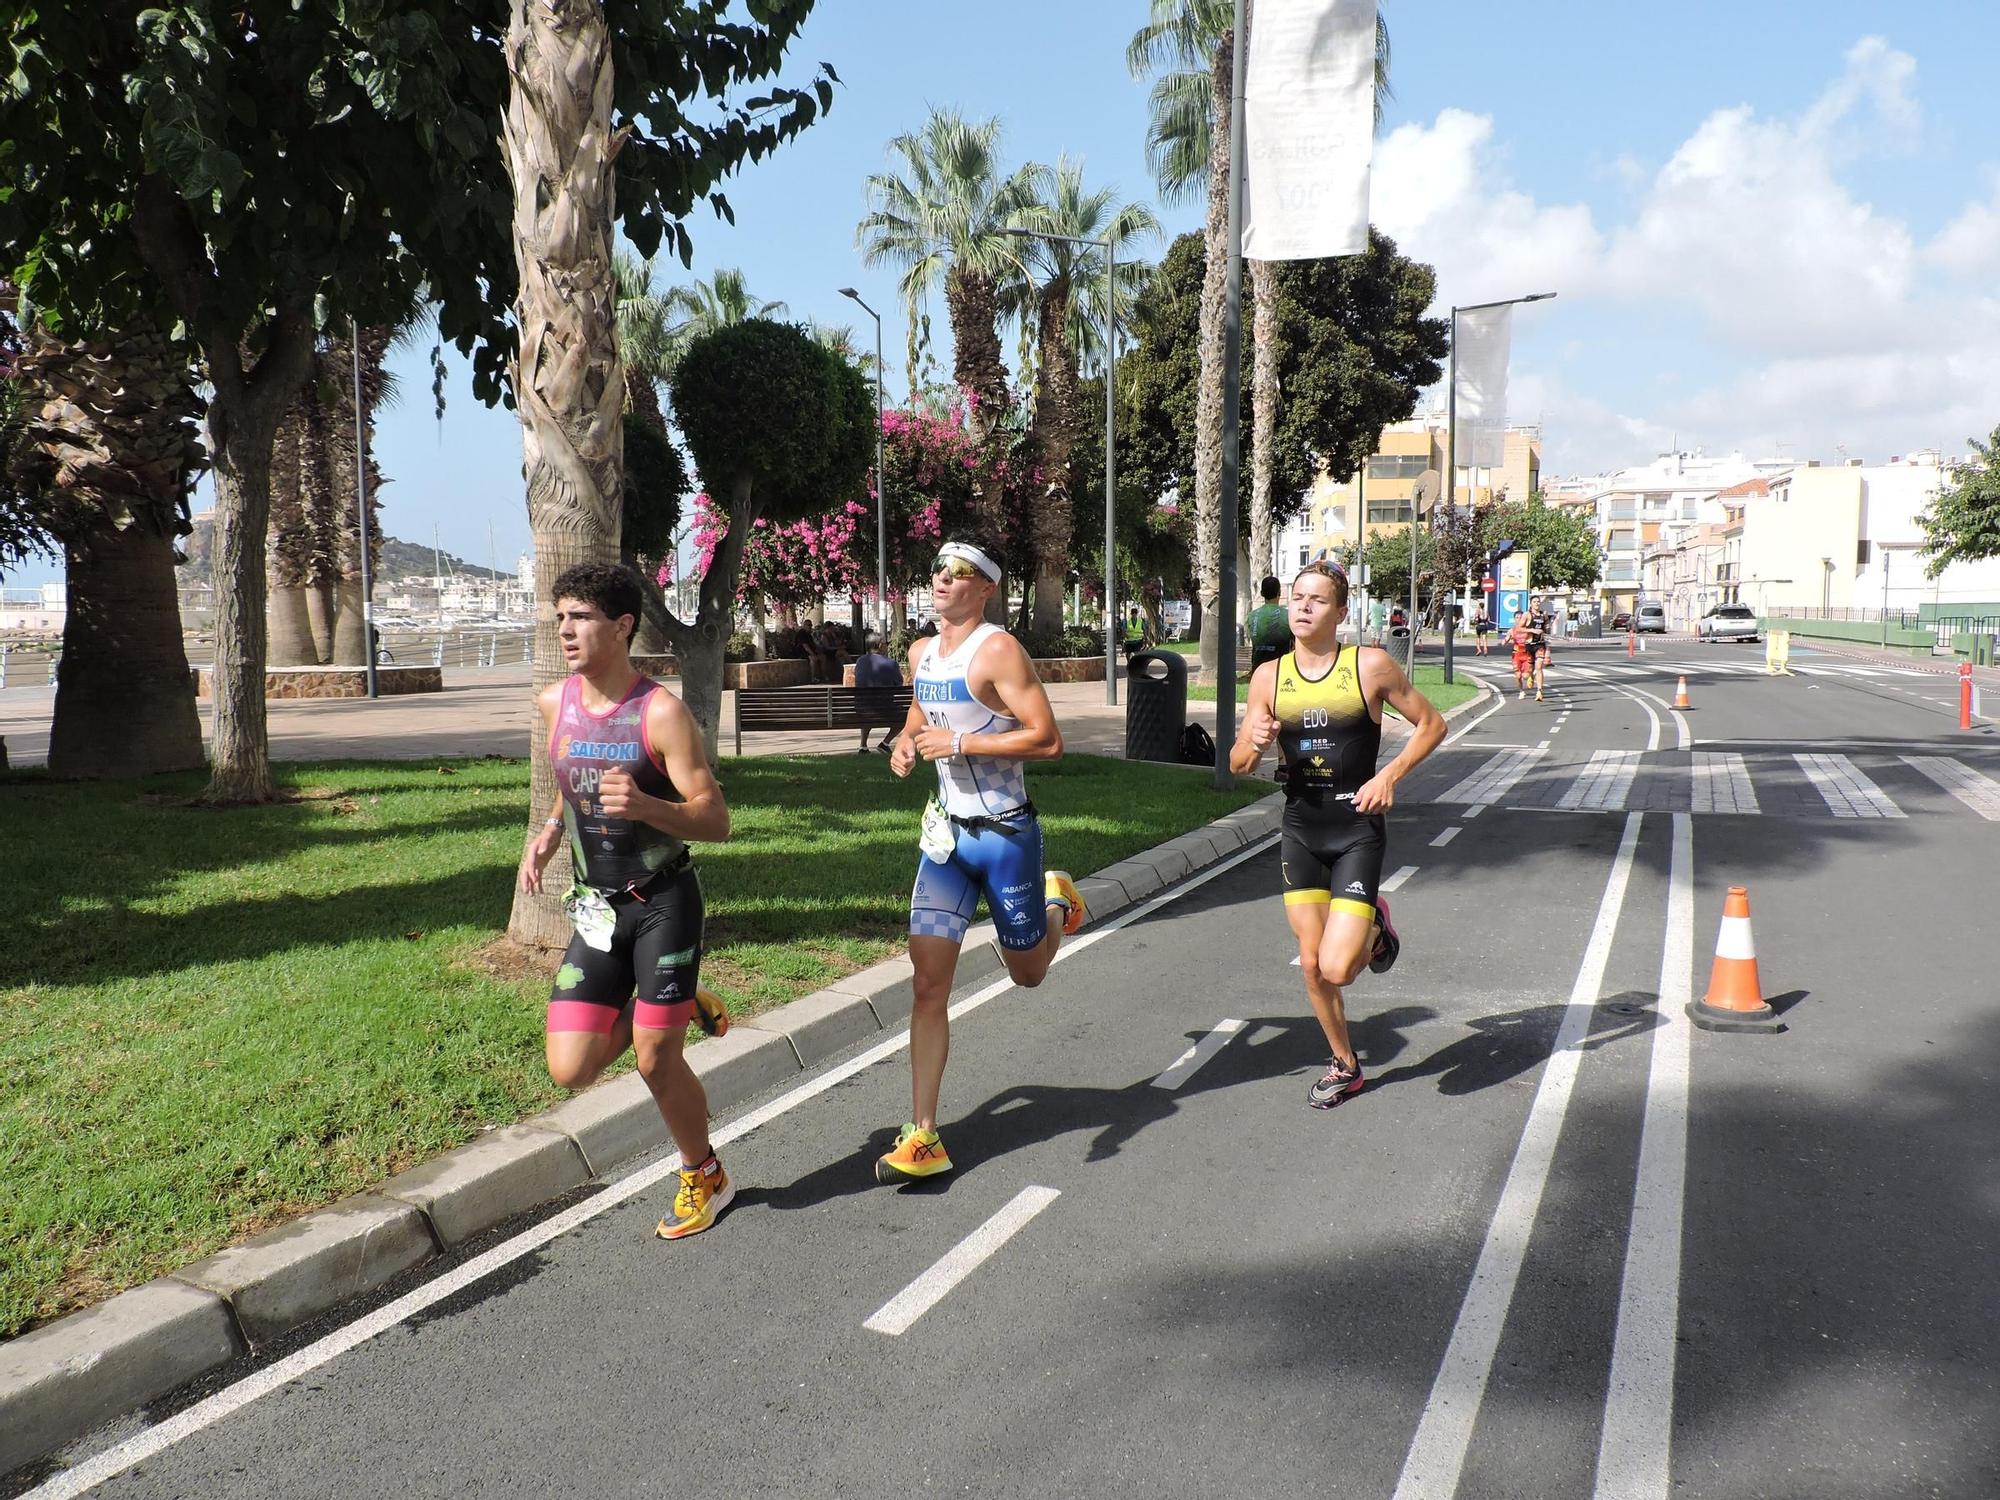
[1454,305,1513,469]
[1241,0,1377,262]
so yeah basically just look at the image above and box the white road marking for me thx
[1381,865,1418,892]
[1436,748,1546,806]
[1558,750,1643,811]
[1245,1024,1284,1045]
[1899,755,2000,820]
[1151,1018,1247,1090]
[1391,812,1647,1500]
[1430,826,1462,847]
[19,832,1286,1500]
[863,1186,1062,1336]
[1691,752,1759,814]
[1795,752,1905,818]
[1594,812,1695,1500]
[1442,682,1510,747]
[1463,804,1486,819]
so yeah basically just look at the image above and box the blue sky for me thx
[13,1,2000,588]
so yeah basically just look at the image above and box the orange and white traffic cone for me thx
[1674,675,1692,710]
[1627,631,1637,658]
[1686,886,1783,1032]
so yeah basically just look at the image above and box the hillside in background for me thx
[177,514,508,586]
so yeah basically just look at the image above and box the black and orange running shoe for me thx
[875,1123,953,1184]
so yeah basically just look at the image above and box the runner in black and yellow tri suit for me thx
[1230,561,1448,1110]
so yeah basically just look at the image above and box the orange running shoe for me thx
[875,1124,953,1184]
[1045,869,1087,936]
[656,1155,734,1239]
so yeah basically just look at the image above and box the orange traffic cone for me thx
[1627,631,1637,657]
[1674,675,1692,710]
[1687,886,1783,1032]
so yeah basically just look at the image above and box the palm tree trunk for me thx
[1248,258,1278,600]
[503,0,627,948]
[1029,283,1079,642]
[1192,29,1235,676]
[944,264,1012,566]
[267,404,319,666]
[49,520,206,776]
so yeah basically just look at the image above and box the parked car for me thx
[1635,602,1668,634]
[1697,603,1760,643]
[1610,611,1633,631]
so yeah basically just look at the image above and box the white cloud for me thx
[1370,36,1997,474]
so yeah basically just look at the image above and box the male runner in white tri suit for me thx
[880,541,1086,1183]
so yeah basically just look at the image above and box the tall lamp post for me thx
[838,288,889,636]
[1445,290,1556,683]
[1005,226,1120,706]
[350,319,379,699]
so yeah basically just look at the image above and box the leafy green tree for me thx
[668,320,873,753]
[1919,426,2000,575]
[1362,525,1434,609]
[1485,493,1602,590]
[1,3,832,805]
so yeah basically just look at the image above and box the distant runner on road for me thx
[519,562,737,1240]
[1230,560,1447,1110]
[883,541,1085,1183]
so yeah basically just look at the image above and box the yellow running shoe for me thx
[656,1156,734,1239]
[692,987,730,1039]
[875,1124,953,1184]
[1045,869,1087,936]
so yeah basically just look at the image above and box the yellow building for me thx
[1277,420,1541,570]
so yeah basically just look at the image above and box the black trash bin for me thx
[1125,649,1188,764]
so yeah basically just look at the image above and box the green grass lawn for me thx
[1187,664,1484,716]
[0,753,1264,1336]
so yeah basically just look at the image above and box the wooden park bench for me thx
[733,683,915,755]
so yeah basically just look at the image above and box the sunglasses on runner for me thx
[931,555,982,581]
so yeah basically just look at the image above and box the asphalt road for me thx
[14,638,1999,1499]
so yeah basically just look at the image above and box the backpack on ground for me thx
[1179,721,1215,766]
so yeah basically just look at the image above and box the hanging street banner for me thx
[1241,0,1378,261]
[1454,304,1514,469]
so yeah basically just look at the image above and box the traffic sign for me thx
[1481,576,1497,592]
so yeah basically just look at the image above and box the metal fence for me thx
[0,630,537,689]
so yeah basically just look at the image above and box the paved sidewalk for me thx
[1,662,1444,770]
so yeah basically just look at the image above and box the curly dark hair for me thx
[550,562,642,643]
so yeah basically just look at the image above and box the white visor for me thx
[937,541,1002,583]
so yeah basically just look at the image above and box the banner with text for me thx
[1242,0,1377,261]
[1453,304,1514,471]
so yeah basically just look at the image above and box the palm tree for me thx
[1003,158,1159,639]
[8,313,207,776]
[857,108,1039,541]
[663,268,789,356]
[614,250,675,430]
[1129,0,1391,665]
[502,0,627,949]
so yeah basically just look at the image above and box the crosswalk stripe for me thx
[1691,751,1759,814]
[1435,748,1545,805]
[1794,752,1906,818]
[1899,756,2000,820]
[1557,749,1643,810]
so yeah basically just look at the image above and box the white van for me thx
[1635,601,1668,634]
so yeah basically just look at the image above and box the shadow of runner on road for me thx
[1369,992,1661,1098]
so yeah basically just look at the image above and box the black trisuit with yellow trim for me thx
[1275,646,1386,922]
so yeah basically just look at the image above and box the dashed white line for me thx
[863,1186,1062,1335]
[1430,826,1462,848]
[1381,865,1419,892]
[1151,1018,1246,1090]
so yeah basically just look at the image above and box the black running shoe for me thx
[1307,1057,1365,1110]
[1368,896,1402,975]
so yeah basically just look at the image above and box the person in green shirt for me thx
[1248,575,1292,669]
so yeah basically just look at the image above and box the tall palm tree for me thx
[1003,157,1159,639]
[502,0,627,949]
[614,250,675,430]
[8,313,207,777]
[1129,0,1391,664]
[857,108,1039,542]
[663,268,788,355]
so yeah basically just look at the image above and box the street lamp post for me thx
[1445,291,1557,684]
[1004,226,1120,705]
[350,319,378,700]
[838,289,889,636]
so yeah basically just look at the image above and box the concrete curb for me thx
[1,786,1302,1476]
